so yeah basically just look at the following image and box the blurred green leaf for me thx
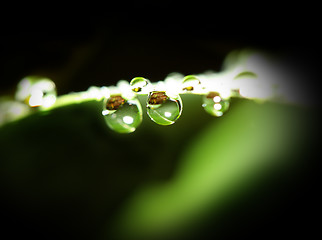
[0,96,315,240]
[111,99,310,239]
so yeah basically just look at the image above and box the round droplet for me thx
[130,77,150,93]
[102,95,142,133]
[146,91,182,125]
[15,76,57,108]
[182,75,201,91]
[202,92,229,117]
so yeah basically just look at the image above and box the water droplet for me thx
[202,92,229,117]
[102,95,142,133]
[15,76,57,108]
[232,71,265,99]
[130,77,150,93]
[234,71,257,80]
[146,91,182,125]
[182,75,201,91]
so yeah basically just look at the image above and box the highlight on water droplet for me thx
[202,92,230,117]
[182,75,201,91]
[102,95,142,133]
[146,91,183,125]
[15,76,57,108]
[130,77,150,93]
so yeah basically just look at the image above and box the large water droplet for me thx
[102,95,142,133]
[146,91,182,125]
[130,77,150,93]
[202,92,229,117]
[182,75,201,91]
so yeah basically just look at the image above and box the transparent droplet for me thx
[202,92,229,117]
[231,71,258,97]
[233,71,273,99]
[130,77,150,93]
[15,76,57,108]
[146,91,182,125]
[182,75,201,91]
[102,95,142,133]
[233,71,257,80]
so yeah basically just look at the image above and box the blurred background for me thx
[0,7,320,240]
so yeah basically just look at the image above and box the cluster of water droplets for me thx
[15,76,57,108]
[0,76,58,125]
[101,77,183,132]
[3,71,258,133]
[100,74,233,133]
[2,50,293,132]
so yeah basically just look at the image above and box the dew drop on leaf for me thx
[233,71,257,80]
[202,92,230,117]
[15,76,57,108]
[182,75,201,91]
[102,95,142,133]
[146,91,182,125]
[130,77,150,93]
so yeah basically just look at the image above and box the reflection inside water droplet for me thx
[102,95,142,133]
[202,92,229,117]
[146,91,182,125]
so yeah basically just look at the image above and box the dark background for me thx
[1,7,319,95]
[0,7,320,240]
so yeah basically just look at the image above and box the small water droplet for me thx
[15,76,57,108]
[233,71,262,99]
[234,71,257,80]
[202,92,229,117]
[102,95,142,133]
[146,91,182,125]
[182,75,201,91]
[130,77,150,93]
